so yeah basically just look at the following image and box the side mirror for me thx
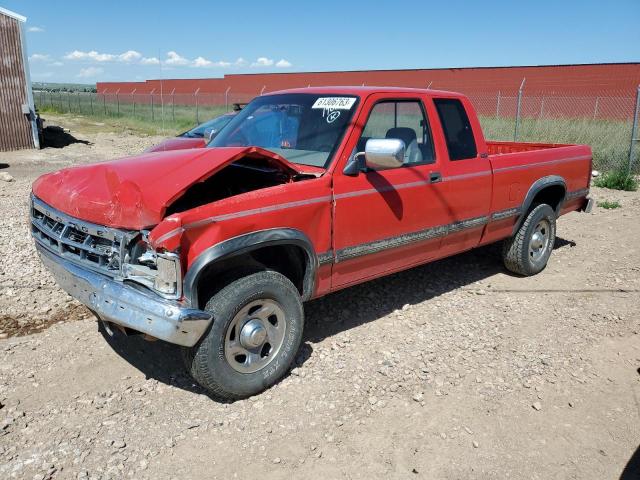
[363,138,405,171]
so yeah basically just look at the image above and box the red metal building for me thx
[98,63,640,97]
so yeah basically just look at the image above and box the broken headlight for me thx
[122,238,182,298]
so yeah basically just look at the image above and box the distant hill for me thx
[32,82,97,93]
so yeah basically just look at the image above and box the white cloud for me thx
[165,51,189,66]
[29,53,51,62]
[77,67,103,78]
[118,50,142,62]
[192,57,233,68]
[27,26,44,33]
[141,57,160,65]
[276,59,292,68]
[192,56,213,68]
[50,61,64,67]
[64,49,141,63]
[252,57,274,67]
[65,50,115,62]
[235,57,248,67]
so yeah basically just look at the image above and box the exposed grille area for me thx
[30,195,133,277]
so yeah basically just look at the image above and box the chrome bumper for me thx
[36,244,212,347]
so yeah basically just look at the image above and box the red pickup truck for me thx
[31,87,592,399]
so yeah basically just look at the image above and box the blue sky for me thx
[4,0,639,84]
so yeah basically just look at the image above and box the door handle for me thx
[429,172,442,183]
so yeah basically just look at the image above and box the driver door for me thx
[331,94,450,289]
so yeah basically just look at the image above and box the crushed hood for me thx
[32,146,308,230]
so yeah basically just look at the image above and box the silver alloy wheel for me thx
[224,299,287,374]
[529,218,551,262]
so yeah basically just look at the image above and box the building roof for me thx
[0,7,26,22]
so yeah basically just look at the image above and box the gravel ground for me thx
[0,117,638,479]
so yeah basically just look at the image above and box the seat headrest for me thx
[385,127,417,147]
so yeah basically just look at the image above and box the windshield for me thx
[182,114,234,138]
[209,93,359,167]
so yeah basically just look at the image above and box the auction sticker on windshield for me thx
[312,97,357,110]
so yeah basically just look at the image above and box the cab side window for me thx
[433,98,477,160]
[359,100,435,166]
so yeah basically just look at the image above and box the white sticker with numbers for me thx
[311,97,357,110]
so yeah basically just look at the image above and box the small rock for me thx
[368,396,378,405]
[412,393,424,402]
[472,441,479,448]
[112,439,126,449]
[0,172,14,182]
[532,402,542,411]
[272,457,281,464]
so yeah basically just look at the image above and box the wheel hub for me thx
[239,319,267,349]
[531,232,544,250]
[528,219,550,261]
[224,299,287,374]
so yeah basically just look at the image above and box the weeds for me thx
[594,169,638,191]
[597,200,621,209]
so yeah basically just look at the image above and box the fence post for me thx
[67,91,72,113]
[150,89,155,122]
[225,87,231,111]
[260,85,266,96]
[496,91,501,118]
[90,93,93,115]
[628,85,640,174]
[77,92,81,113]
[514,78,526,141]
[195,88,200,124]
[116,89,120,116]
[593,97,599,120]
[171,89,175,121]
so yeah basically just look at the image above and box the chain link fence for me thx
[33,86,640,173]
[467,87,640,173]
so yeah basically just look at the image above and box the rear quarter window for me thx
[434,98,477,161]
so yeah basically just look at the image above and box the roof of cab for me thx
[267,85,463,98]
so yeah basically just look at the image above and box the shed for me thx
[0,6,39,151]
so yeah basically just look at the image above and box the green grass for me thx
[593,169,639,191]
[596,200,622,209]
[479,115,636,174]
[36,91,230,136]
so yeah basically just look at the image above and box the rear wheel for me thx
[183,270,304,400]
[502,203,556,276]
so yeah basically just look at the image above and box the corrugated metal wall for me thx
[98,63,640,97]
[0,12,34,151]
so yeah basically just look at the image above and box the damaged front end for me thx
[30,146,322,345]
[30,194,211,346]
[121,233,182,299]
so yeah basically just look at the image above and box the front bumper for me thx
[37,244,212,347]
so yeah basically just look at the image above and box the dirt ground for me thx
[0,115,638,480]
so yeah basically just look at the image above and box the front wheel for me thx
[502,203,556,276]
[183,270,304,400]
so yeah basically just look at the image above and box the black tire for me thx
[183,270,304,400]
[502,203,556,276]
